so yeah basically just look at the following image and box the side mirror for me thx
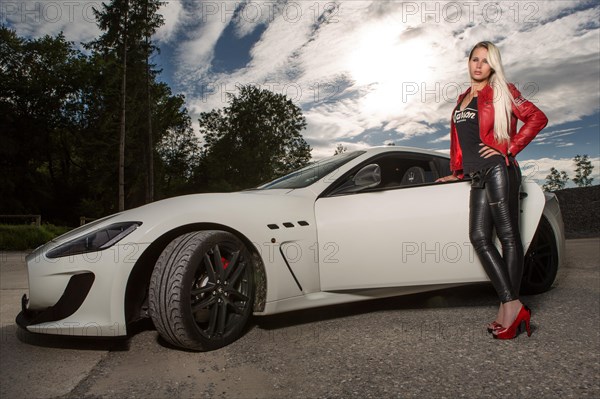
[353,164,381,189]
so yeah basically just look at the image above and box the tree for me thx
[0,27,91,223]
[199,85,312,191]
[333,143,347,155]
[573,154,594,187]
[156,94,201,196]
[87,0,165,211]
[1,23,195,224]
[542,167,569,192]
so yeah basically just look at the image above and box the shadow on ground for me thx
[251,282,506,331]
[8,324,133,351]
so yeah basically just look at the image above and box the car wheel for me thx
[520,217,559,295]
[149,230,254,351]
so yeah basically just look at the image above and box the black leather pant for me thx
[469,162,523,303]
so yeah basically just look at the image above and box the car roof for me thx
[353,145,450,159]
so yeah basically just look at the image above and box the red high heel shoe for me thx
[493,305,531,339]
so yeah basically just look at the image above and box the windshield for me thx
[257,151,365,189]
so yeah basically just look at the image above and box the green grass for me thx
[0,224,72,251]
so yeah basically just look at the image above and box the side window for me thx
[327,152,447,196]
[436,156,452,178]
[377,153,440,188]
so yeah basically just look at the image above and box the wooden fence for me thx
[0,215,41,227]
[0,215,97,227]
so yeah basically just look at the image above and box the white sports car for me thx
[17,146,565,350]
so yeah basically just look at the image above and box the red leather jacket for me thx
[450,83,548,178]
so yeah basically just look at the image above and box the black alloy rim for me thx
[189,243,250,339]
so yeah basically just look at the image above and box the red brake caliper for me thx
[221,257,230,270]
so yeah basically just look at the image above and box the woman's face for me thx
[469,47,492,83]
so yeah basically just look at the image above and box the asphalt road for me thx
[1,238,599,398]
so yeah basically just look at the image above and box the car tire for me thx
[520,217,559,295]
[149,230,254,351]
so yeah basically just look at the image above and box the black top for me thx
[454,96,503,175]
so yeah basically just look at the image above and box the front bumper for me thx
[16,273,95,330]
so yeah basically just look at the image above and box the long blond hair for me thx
[469,41,514,144]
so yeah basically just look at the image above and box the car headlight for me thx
[47,222,142,259]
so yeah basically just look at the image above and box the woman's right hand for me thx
[435,174,459,183]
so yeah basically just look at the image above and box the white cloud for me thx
[232,0,272,38]
[304,100,370,142]
[3,0,100,43]
[500,8,600,127]
[429,133,450,143]
[311,140,372,160]
[172,1,244,90]
[534,126,582,147]
[155,0,185,43]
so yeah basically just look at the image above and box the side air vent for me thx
[268,221,310,229]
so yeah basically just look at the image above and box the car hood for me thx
[47,190,317,249]
[127,189,314,220]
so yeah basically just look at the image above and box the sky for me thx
[3,0,600,186]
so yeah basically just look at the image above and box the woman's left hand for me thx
[479,144,502,158]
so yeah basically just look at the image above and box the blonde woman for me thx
[436,41,548,339]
